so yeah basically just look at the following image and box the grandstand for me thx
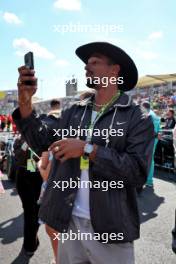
[130,73,176,98]
[1,74,176,114]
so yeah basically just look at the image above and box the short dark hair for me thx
[107,57,117,65]
[91,52,117,66]
[142,101,150,110]
[50,99,60,108]
[169,109,174,115]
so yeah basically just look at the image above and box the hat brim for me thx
[76,42,138,91]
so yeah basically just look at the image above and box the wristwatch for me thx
[83,143,94,158]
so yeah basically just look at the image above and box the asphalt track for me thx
[0,169,176,264]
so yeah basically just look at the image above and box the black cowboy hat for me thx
[76,42,138,91]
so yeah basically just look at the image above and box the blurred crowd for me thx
[0,114,17,133]
[0,94,176,263]
[134,92,176,114]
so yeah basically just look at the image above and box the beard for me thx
[86,78,96,88]
[86,76,100,90]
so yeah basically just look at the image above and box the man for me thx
[172,124,176,171]
[163,109,175,129]
[141,101,160,187]
[171,93,176,106]
[12,135,42,264]
[157,109,175,167]
[48,99,61,119]
[13,42,154,264]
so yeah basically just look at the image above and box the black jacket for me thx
[12,93,154,243]
[164,117,176,129]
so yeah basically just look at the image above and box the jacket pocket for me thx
[90,188,124,237]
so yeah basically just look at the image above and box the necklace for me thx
[87,91,120,142]
[93,102,106,107]
[93,91,120,108]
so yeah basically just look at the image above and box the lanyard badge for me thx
[79,91,120,170]
[27,149,37,172]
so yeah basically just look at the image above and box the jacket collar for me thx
[77,92,133,109]
[114,93,132,108]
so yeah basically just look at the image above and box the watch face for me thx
[84,143,94,154]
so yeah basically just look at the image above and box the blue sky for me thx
[0,0,175,99]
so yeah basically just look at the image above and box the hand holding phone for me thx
[17,51,37,116]
[24,52,34,70]
[24,52,35,85]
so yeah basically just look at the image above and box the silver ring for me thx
[18,79,22,85]
[54,146,60,152]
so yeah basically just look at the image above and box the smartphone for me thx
[24,52,34,69]
[24,52,35,85]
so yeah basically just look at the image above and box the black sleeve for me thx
[171,119,176,129]
[12,106,74,156]
[92,107,155,187]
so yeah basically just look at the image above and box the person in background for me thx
[171,93,176,106]
[36,102,61,263]
[12,135,42,264]
[141,101,161,187]
[157,109,175,167]
[163,109,175,130]
[7,114,12,132]
[0,114,6,131]
[173,124,176,169]
[37,151,58,264]
[0,141,6,194]
[48,99,61,119]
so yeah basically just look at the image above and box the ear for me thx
[112,64,120,75]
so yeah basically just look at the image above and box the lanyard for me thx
[30,149,33,160]
[86,91,120,142]
[29,147,40,159]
